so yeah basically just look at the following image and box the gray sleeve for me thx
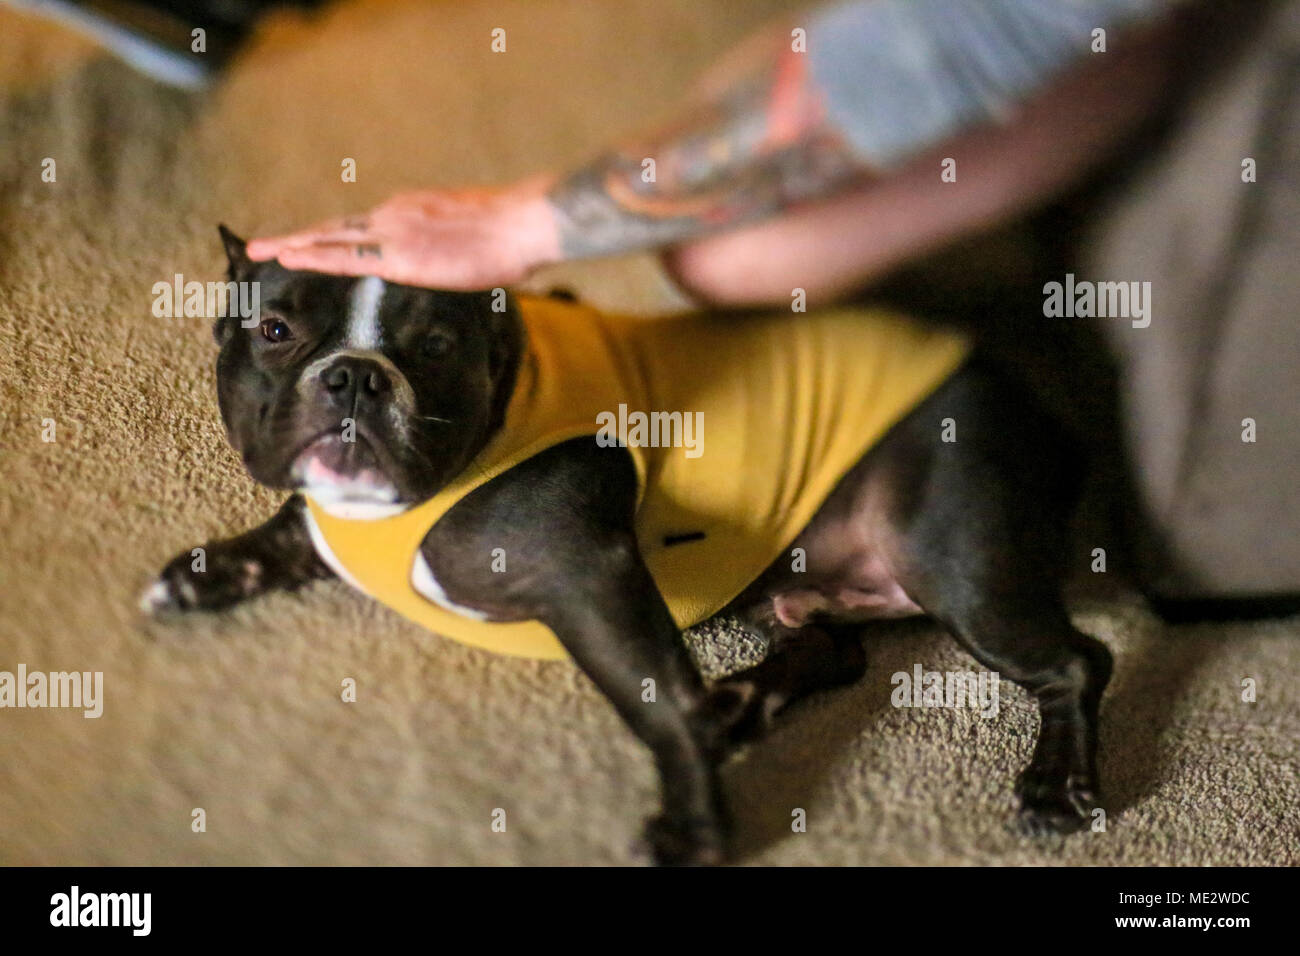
[807,0,1173,169]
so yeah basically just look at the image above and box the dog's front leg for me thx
[538,536,729,865]
[425,438,730,864]
[142,494,333,615]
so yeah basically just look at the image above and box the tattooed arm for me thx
[546,23,867,259]
[551,0,1176,279]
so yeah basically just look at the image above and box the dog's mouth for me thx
[289,430,404,516]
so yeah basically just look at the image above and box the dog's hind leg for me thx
[879,362,1114,834]
[926,598,1113,834]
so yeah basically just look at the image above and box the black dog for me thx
[144,227,1112,864]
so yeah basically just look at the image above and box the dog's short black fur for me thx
[145,228,1112,864]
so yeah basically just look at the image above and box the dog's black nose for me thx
[320,357,391,401]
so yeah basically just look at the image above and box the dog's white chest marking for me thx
[346,276,385,349]
[411,553,490,620]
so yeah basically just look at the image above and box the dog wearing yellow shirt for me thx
[144,227,1112,864]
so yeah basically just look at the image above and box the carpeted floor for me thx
[1,0,1296,866]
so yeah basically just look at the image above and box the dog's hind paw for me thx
[642,813,728,866]
[695,679,781,755]
[1014,766,1099,836]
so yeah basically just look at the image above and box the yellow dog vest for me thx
[304,296,969,660]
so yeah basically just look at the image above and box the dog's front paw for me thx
[642,813,728,866]
[140,548,266,616]
[1014,764,1098,836]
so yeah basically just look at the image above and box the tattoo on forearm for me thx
[547,30,868,259]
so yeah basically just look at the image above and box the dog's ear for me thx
[218,224,250,279]
[215,225,250,346]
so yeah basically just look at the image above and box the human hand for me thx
[245,174,562,290]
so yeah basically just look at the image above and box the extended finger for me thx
[274,240,395,277]
[247,216,376,260]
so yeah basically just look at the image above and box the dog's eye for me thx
[422,331,454,358]
[260,318,293,343]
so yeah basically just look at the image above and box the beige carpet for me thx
[1,0,1297,866]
